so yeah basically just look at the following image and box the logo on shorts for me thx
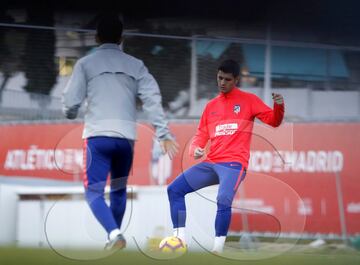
[233,104,241,114]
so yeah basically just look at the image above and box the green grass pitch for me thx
[0,247,359,265]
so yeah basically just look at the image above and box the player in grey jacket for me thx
[62,14,178,250]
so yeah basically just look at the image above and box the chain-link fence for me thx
[1,23,360,122]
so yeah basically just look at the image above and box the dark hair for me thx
[96,14,123,44]
[218,59,240,77]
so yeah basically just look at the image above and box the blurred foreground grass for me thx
[0,246,359,265]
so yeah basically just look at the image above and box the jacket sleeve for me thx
[189,105,209,156]
[252,95,285,127]
[137,64,172,140]
[62,61,87,119]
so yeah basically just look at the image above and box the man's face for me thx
[217,71,239,94]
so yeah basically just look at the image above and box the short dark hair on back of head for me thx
[218,59,240,77]
[96,14,123,44]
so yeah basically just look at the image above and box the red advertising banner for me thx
[0,122,359,236]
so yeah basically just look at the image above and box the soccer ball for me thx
[158,236,187,254]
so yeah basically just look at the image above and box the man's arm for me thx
[189,106,209,159]
[62,61,87,119]
[252,93,285,127]
[137,64,178,158]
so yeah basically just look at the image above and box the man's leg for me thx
[109,138,134,230]
[212,162,246,252]
[100,138,134,250]
[84,137,119,235]
[167,162,218,243]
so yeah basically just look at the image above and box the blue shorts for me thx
[171,161,246,200]
[83,136,134,191]
[167,161,247,236]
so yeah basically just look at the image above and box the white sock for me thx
[173,227,186,244]
[212,236,226,253]
[109,228,121,241]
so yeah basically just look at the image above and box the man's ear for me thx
[236,76,241,86]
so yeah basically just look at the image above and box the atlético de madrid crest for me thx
[233,104,241,114]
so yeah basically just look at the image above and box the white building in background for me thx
[0,12,359,121]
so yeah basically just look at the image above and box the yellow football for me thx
[158,236,187,254]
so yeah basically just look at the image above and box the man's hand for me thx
[272,93,284,105]
[194,147,205,160]
[160,139,179,160]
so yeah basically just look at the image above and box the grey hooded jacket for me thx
[62,43,172,140]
